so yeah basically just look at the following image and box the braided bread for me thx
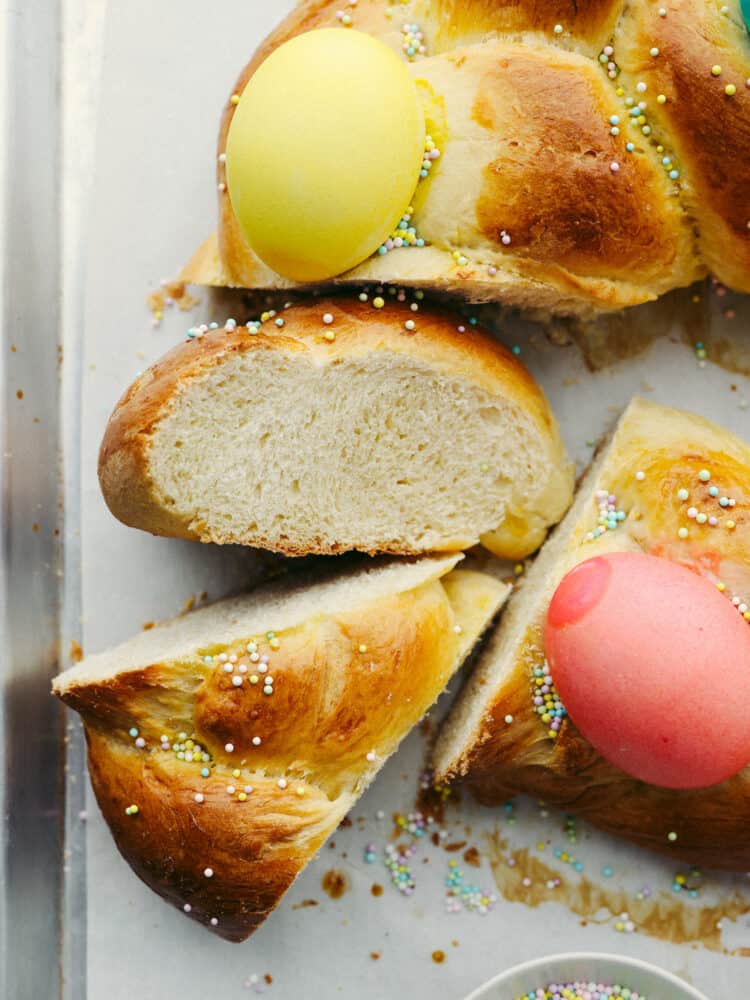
[53,555,509,940]
[182,0,750,316]
[98,298,573,560]
[434,398,750,869]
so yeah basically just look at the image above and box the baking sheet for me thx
[67,2,750,997]
[1,2,66,998]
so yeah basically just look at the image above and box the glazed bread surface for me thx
[434,397,750,869]
[53,555,510,940]
[183,0,750,315]
[99,298,574,559]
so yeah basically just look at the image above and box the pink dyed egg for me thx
[545,551,750,789]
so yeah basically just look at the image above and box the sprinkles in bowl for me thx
[516,984,647,999]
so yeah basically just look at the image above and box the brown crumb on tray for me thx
[321,869,349,899]
[148,280,200,327]
[444,840,467,853]
[291,899,319,910]
[463,846,481,867]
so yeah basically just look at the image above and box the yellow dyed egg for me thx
[226,29,425,281]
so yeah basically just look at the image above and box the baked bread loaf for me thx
[53,555,509,941]
[434,397,750,869]
[182,0,750,315]
[98,298,574,559]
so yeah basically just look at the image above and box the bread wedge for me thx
[53,555,509,940]
[434,398,750,869]
[99,298,574,559]
[183,0,750,312]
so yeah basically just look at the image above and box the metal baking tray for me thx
[2,1,749,997]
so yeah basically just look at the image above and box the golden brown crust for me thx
[458,621,750,871]
[98,297,571,556]
[99,325,304,546]
[85,728,337,942]
[413,0,625,53]
[469,45,691,288]
[54,564,507,939]
[438,398,750,869]
[207,27,701,313]
[182,0,749,313]
[234,0,626,69]
[616,0,750,292]
[191,585,455,795]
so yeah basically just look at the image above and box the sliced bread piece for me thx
[99,298,574,559]
[433,398,750,869]
[53,555,509,940]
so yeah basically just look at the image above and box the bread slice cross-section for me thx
[98,298,573,560]
[53,554,509,940]
[434,398,750,870]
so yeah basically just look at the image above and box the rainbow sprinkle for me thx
[186,288,429,343]
[444,859,497,915]
[516,984,647,999]
[375,136,440,257]
[401,22,426,60]
[532,661,567,738]
[204,636,281,695]
[585,488,627,541]
[163,731,213,766]
[672,867,702,898]
[596,44,682,187]
[675,467,743,540]
[378,806,445,895]
[384,841,417,895]
[554,846,584,874]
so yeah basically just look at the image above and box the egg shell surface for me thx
[226,28,426,281]
[545,551,750,789]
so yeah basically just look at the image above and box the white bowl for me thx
[464,952,710,1000]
